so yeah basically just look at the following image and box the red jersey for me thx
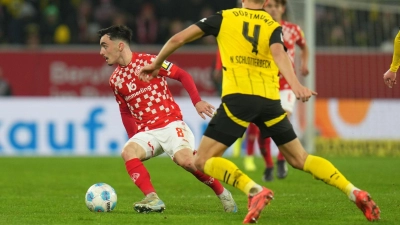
[109,53,184,133]
[279,20,306,90]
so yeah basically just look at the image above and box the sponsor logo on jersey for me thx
[126,81,137,93]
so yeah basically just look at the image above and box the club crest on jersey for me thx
[161,60,172,71]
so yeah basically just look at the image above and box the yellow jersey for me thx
[196,8,283,99]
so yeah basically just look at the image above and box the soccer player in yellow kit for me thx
[383,29,399,88]
[139,0,380,223]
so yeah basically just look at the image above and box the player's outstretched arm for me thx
[300,43,310,76]
[384,30,400,88]
[139,25,204,81]
[270,43,317,102]
[172,67,215,119]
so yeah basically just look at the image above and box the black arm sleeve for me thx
[194,12,223,37]
[269,26,284,45]
[269,26,286,51]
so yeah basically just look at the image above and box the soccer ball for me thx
[85,183,117,212]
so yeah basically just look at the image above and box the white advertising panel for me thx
[0,97,222,156]
[1,98,398,156]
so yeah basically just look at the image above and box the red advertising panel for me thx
[1,49,398,98]
[1,49,218,97]
[315,52,398,98]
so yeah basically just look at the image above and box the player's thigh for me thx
[154,121,195,159]
[279,89,296,114]
[129,131,163,161]
[255,98,289,139]
[207,94,260,143]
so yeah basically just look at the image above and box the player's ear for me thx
[263,0,270,8]
[118,42,124,52]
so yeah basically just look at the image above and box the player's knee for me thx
[283,147,308,170]
[121,142,144,161]
[194,156,206,172]
[288,156,306,170]
[177,156,196,171]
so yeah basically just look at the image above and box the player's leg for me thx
[158,121,237,213]
[232,136,243,158]
[195,131,273,224]
[244,123,257,171]
[173,147,238,213]
[122,133,166,213]
[272,124,380,221]
[276,89,296,179]
[194,95,274,224]
[259,136,274,181]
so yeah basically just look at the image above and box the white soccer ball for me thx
[85,183,117,212]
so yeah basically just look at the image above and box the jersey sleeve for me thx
[390,30,400,72]
[145,54,179,77]
[109,81,137,138]
[194,12,222,37]
[295,25,306,47]
[269,26,285,47]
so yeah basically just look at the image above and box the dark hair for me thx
[97,25,132,44]
[275,0,287,6]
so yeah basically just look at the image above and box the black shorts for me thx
[204,94,296,147]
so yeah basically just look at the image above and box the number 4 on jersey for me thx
[242,22,260,55]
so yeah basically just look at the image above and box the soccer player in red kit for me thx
[98,25,237,213]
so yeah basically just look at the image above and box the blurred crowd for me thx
[0,0,236,48]
[0,0,399,48]
[315,5,400,48]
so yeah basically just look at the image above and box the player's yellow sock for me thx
[303,155,355,197]
[232,137,243,158]
[204,157,260,195]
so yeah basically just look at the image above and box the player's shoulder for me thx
[110,66,120,77]
[109,67,119,87]
[282,20,302,30]
[134,52,156,61]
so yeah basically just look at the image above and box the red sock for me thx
[246,137,255,155]
[192,170,224,195]
[277,151,286,161]
[261,137,273,168]
[125,158,156,196]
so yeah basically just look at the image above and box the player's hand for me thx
[195,100,215,119]
[383,69,397,88]
[291,84,317,102]
[301,64,309,76]
[138,63,160,82]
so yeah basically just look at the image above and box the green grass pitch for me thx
[0,156,399,225]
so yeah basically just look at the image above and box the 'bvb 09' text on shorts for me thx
[204,94,297,147]
[129,121,195,160]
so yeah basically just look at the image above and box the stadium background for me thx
[0,0,400,157]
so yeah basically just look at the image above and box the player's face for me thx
[265,0,284,22]
[99,35,120,66]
